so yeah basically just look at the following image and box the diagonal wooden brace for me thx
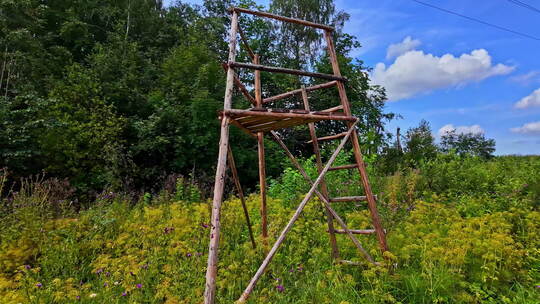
[269,130,376,265]
[237,120,359,303]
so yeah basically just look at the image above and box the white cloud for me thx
[510,71,540,85]
[386,36,421,60]
[514,88,540,109]
[511,121,540,134]
[371,48,514,101]
[438,124,484,137]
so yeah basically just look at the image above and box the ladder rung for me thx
[338,259,361,266]
[330,229,376,235]
[320,105,343,113]
[328,164,358,171]
[329,196,373,202]
[306,132,347,144]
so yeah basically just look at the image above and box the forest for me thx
[1,0,539,303]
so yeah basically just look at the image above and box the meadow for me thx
[1,154,539,303]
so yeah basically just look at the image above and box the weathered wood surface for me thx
[231,7,334,31]
[332,229,375,234]
[204,11,238,304]
[224,109,355,121]
[306,131,347,143]
[227,146,256,249]
[254,54,268,248]
[321,104,344,113]
[229,61,348,82]
[328,164,358,171]
[329,196,369,202]
[221,63,256,105]
[262,81,337,104]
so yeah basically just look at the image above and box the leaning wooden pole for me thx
[204,11,239,304]
[323,30,388,253]
[254,54,268,248]
[269,130,376,264]
[301,87,339,260]
[227,146,256,249]
[237,121,358,303]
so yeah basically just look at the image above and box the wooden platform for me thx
[221,108,356,134]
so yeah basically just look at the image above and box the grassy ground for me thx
[1,155,539,303]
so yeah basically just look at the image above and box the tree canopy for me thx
[0,0,395,196]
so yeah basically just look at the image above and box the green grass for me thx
[1,155,539,303]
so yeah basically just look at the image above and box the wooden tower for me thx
[205,7,389,304]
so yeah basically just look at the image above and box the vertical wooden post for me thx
[301,87,340,260]
[204,11,238,304]
[323,30,389,253]
[254,54,268,247]
[237,121,358,303]
[227,146,256,249]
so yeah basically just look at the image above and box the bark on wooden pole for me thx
[231,7,334,31]
[301,86,339,260]
[229,61,347,82]
[323,30,388,253]
[204,11,238,304]
[227,146,256,249]
[237,121,358,303]
[262,81,337,104]
[254,54,268,248]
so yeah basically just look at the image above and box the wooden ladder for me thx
[204,7,388,304]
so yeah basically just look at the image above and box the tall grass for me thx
[0,155,539,303]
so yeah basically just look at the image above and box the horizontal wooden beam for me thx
[338,259,362,266]
[329,196,369,202]
[328,164,358,171]
[228,62,347,82]
[262,81,338,104]
[224,109,356,122]
[331,229,375,235]
[231,7,334,31]
[320,105,343,113]
[306,131,347,144]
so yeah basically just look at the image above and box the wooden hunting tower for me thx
[204,7,388,303]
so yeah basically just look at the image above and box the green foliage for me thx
[1,156,539,303]
[0,0,396,195]
[403,119,438,167]
[440,130,496,159]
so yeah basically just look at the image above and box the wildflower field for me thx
[1,155,539,303]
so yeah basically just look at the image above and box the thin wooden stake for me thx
[227,146,256,249]
[301,86,339,260]
[237,121,358,303]
[204,11,238,304]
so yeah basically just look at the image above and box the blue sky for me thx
[167,0,540,155]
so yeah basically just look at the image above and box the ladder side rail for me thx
[323,29,389,253]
